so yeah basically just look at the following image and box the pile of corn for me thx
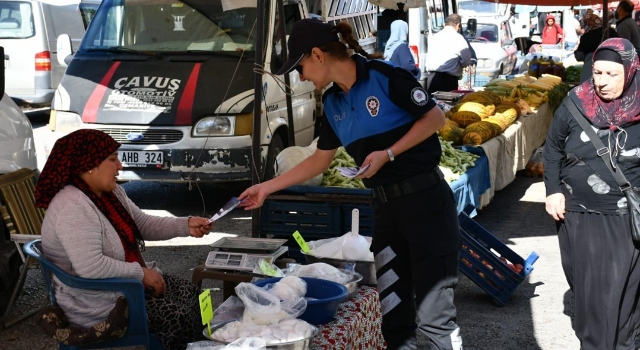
[483,74,566,110]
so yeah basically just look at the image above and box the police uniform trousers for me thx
[371,179,463,350]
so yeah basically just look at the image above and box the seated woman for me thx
[35,129,214,350]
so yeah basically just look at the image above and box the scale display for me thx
[204,245,288,271]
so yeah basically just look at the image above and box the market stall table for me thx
[478,102,554,209]
[195,275,385,349]
[448,147,491,216]
[311,285,385,349]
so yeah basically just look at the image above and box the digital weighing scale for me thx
[204,237,289,272]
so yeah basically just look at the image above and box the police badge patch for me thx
[366,96,380,117]
[411,87,428,106]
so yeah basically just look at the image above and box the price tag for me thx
[199,289,214,336]
[293,230,310,253]
[259,259,280,277]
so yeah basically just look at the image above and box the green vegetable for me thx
[321,147,366,189]
[438,137,480,182]
[564,65,582,83]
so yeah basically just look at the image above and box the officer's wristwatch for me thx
[385,148,395,162]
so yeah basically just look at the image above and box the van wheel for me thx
[264,134,284,180]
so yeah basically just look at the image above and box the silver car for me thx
[0,0,100,106]
[464,19,518,86]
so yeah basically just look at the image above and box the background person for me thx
[424,14,472,94]
[580,8,594,27]
[574,14,618,83]
[384,19,421,79]
[242,18,463,350]
[544,38,640,350]
[541,14,564,45]
[562,10,583,50]
[616,0,640,51]
[35,129,214,350]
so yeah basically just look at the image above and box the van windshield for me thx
[463,23,499,43]
[80,0,258,53]
[0,1,35,39]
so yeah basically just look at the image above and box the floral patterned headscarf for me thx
[570,38,640,130]
[582,14,603,33]
[35,129,145,264]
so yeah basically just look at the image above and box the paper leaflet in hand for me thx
[207,197,244,224]
[337,163,370,178]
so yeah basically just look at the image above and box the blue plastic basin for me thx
[253,277,348,325]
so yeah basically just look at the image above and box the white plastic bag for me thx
[286,263,351,284]
[308,236,347,259]
[211,296,245,324]
[234,281,306,326]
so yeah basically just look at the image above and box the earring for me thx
[89,170,93,174]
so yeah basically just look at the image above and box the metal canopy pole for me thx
[251,0,266,238]
[279,0,296,146]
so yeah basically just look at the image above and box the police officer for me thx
[239,18,463,350]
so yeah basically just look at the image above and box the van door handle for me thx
[4,55,8,60]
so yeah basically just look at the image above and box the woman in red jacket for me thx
[541,14,564,45]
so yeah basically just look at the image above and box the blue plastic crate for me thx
[458,205,539,306]
[259,200,342,238]
[259,188,374,262]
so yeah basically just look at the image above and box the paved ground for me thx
[0,172,579,350]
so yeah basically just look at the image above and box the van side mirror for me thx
[466,18,477,37]
[56,34,73,68]
[0,46,4,97]
[503,38,514,46]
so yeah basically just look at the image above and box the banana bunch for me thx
[524,90,548,108]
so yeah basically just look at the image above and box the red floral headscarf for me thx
[35,129,145,264]
[570,38,640,130]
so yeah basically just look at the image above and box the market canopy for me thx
[488,0,602,6]
[366,0,424,10]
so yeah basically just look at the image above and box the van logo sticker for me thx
[173,15,186,31]
[262,82,268,101]
[107,76,182,113]
[366,96,380,117]
[411,87,428,106]
[126,133,144,141]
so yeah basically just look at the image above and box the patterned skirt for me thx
[146,275,203,350]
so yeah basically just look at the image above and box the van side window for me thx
[0,2,34,39]
[79,3,99,30]
[270,4,303,73]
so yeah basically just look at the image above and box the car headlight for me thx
[484,59,494,68]
[193,116,234,137]
[50,110,83,133]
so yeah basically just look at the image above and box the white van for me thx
[0,46,37,175]
[50,0,326,183]
[0,0,101,106]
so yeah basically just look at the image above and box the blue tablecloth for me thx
[448,147,491,217]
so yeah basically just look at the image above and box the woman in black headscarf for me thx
[543,38,640,349]
[36,129,213,350]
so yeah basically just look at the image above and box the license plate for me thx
[119,151,163,166]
